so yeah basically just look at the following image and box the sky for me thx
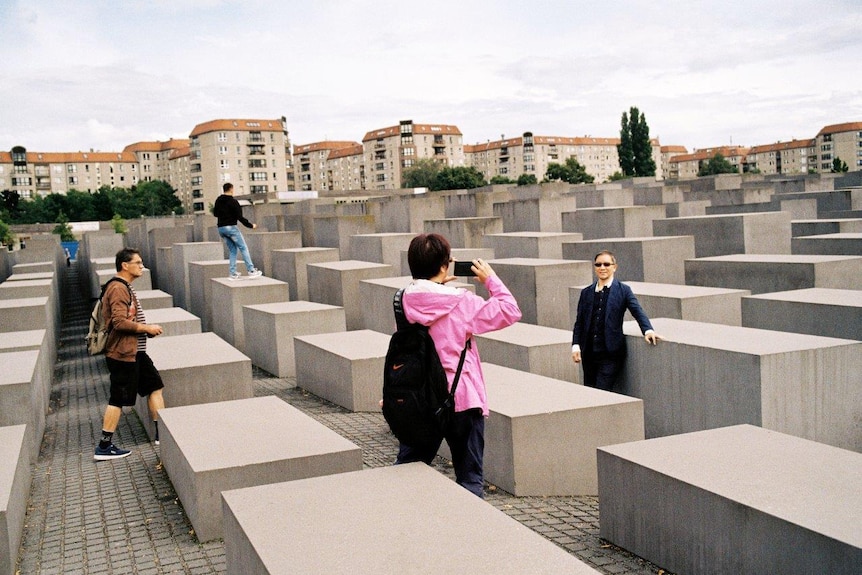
[1,0,861,155]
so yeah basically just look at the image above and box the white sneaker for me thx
[248,269,263,279]
[228,273,242,281]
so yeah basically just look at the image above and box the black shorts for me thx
[106,351,164,407]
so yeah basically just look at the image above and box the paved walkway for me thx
[16,262,670,574]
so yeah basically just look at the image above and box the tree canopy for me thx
[544,157,595,184]
[617,106,656,177]
[832,157,849,173]
[429,166,487,191]
[0,180,183,225]
[401,158,441,189]
[516,173,538,186]
[698,153,738,176]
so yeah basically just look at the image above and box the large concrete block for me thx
[568,281,750,327]
[136,333,253,440]
[492,195,574,232]
[480,363,643,495]
[0,425,30,575]
[143,307,201,337]
[0,351,44,465]
[598,425,862,575]
[133,289,174,310]
[155,246,173,295]
[170,242,224,311]
[159,396,362,542]
[684,254,862,294]
[400,247,495,277]
[621,318,862,451]
[187,260,247,332]
[10,262,54,275]
[306,260,393,330]
[373,193,446,233]
[147,226,190,289]
[222,463,601,575]
[480,258,593,330]
[791,218,862,237]
[348,233,414,268]
[653,211,792,257]
[742,288,862,340]
[311,214,376,258]
[243,301,347,377]
[294,329,390,412]
[270,247,339,301]
[484,232,583,260]
[791,232,862,255]
[561,236,695,285]
[475,322,580,384]
[423,217,504,249]
[244,231,302,276]
[562,205,666,239]
[210,277,290,352]
[0,297,49,333]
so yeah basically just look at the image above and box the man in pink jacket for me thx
[397,233,521,497]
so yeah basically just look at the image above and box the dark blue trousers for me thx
[582,351,624,391]
[395,408,485,497]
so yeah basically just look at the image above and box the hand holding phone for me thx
[453,261,476,276]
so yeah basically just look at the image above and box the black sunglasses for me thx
[594,262,614,267]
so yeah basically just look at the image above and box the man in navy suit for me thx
[571,250,661,391]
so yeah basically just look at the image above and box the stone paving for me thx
[16,262,671,574]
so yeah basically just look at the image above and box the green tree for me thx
[516,173,538,186]
[402,159,442,189]
[545,157,595,184]
[0,218,14,246]
[52,211,76,242]
[136,180,183,216]
[430,166,487,191]
[608,171,628,181]
[489,175,513,185]
[698,153,738,176]
[617,106,656,177]
[831,157,849,173]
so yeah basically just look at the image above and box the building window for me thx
[219,146,228,155]
[249,172,267,181]
[218,132,227,142]
[68,176,78,185]
[67,164,77,173]
[193,202,204,211]
[220,160,229,169]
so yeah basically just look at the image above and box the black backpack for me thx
[381,288,470,448]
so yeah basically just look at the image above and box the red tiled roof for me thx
[189,118,285,137]
[362,123,462,142]
[747,139,815,154]
[817,121,862,136]
[123,139,190,153]
[669,146,749,163]
[327,144,364,160]
[293,141,360,154]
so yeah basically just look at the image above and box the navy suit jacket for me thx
[572,280,653,358]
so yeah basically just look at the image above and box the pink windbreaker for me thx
[402,275,522,416]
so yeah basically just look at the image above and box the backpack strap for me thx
[392,287,411,331]
[436,337,471,417]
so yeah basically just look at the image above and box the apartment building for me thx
[293,141,361,191]
[814,121,862,172]
[123,139,192,211]
[666,146,750,179]
[466,133,663,183]
[325,144,365,192]
[188,118,291,213]
[363,120,464,190]
[660,146,688,179]
[745,139,815,175]
[0,146,140,198]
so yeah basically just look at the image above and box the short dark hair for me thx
[407,233,450,280]
[115,247,141,271]
[223,183,234,193]
[594,250,616,264]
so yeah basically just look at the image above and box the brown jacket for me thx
[102,278,141,362]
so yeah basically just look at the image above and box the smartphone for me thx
[453,261,476,276]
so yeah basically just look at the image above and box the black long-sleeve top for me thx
[213,194,254,228]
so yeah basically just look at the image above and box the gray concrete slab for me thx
[0,350,44,465]
[562,205,666,240]
[348,233,414,268]
[306,260,393,330]
[482,363,642,495]
[475,322,581,384]
[270,247,339,301]
[188,260,247,332]
[170,242,224,311]
[484,231,584,260]
[159,396,362,542]
[244,231,302,277]
[598,425,862,575]
[210,277,290,352]
[311,214,376,258]
[0,297,49,333]
[243,301,347,377]
[493,195,574,232]
[621,317,862,451]
[133,289,174,310]
[561,236,695,285]
[742,288,862,340]
[791,218,862,237]
[791,232,862,255]
[0,425,29,575]
[423,217,504,249]
[684,254,862,294]
[653,211,792,257]
[294,329,390,412]
[143,307,202,337]
[222,463,602,575]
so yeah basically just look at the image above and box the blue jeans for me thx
[395,408,485,497]
[217,225,255,276]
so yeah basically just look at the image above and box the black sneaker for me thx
[94,444,131,461]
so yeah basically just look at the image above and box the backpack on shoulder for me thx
[85,277,131,356]
[381,288,470,448]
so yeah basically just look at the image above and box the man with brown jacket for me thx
[94,248,165,460]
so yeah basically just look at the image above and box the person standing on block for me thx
[396,233,522,497]
[95,248,166,460]
[571,250,661,391]
[213,182,263,280]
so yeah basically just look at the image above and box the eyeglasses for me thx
[594,262,614,267]
[127,260,145,267]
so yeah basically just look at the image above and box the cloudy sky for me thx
[1,0,860,154]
